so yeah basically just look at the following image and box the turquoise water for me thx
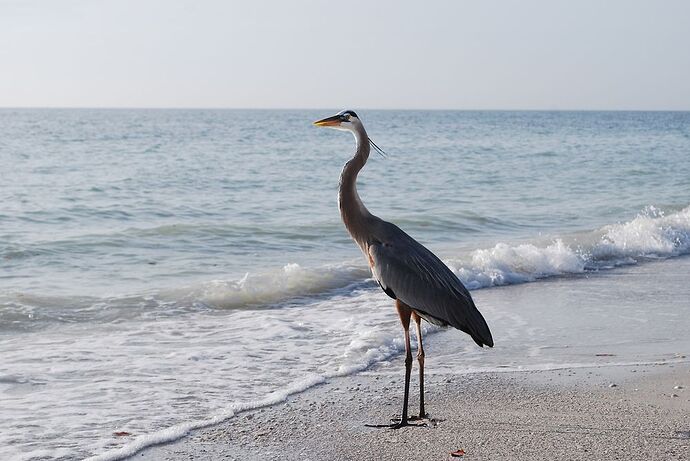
[1,109,689,459]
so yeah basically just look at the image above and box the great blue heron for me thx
[313,110,494,428]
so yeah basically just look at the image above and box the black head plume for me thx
[368,137,388,158]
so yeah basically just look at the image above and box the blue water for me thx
[1,109,689,460]
[3,110,689,296]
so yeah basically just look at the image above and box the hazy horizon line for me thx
[2,106,689,112]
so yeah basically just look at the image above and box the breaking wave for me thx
[173,262,370,309]
[188,205,690,307]
[451,205,690,289]
[3,205,689,322]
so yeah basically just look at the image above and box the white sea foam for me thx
[450,205,690,289]
[85,316,409,461]
[83,374,327,461]
[174,262,369,309]
[592,205,690,260]
[456,239,585,289]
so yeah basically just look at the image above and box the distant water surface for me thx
[1,109,689,460]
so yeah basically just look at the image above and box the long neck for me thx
[338,124,373,250]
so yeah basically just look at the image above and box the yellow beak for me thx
[313,114,343,127]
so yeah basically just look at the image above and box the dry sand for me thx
[139,360,689,461]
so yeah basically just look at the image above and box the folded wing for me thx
[369,222,493,348]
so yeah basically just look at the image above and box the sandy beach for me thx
[139,361,689,460]
[130,257,690,461]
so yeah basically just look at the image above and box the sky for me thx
[1,0,689,110]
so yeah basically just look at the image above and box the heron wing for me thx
[368,222,493,347]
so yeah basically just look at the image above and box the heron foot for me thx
[364,420,426,429]
[408,413,429,421]
[389,419,426,429]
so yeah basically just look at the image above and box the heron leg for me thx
[397,301,413,427]
[364,301,425,429]
[411,312,427,420]
[387,301,428,428]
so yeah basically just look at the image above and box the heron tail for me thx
[459,307,494,348]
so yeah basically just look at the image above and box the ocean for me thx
[1,109,689,460]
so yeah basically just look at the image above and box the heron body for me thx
[314,110,493,428]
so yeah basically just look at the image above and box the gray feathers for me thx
[368,221,494,348]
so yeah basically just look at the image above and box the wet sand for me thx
[139,361,689,460]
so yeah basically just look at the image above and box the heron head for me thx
[313,110,360,132]
[313,110,388,158]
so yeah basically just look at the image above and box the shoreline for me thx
[133,256,690,461]
[139,360,689,460]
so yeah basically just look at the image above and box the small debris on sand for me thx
[450,448,466,457]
